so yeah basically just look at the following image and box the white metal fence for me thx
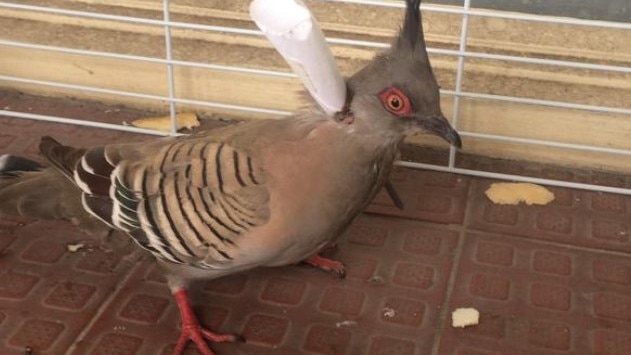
[1,0,631,194]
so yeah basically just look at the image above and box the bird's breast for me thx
[254,122,399,263]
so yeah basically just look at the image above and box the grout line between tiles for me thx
[363,211,463,231]
[64,252,144,355]
[429,226,466,355]
[429,181,475,355]
[466,225,631,259]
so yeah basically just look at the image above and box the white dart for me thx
[250,0,347,115]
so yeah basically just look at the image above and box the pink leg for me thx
[172,289,242,355]
[305,254,346,278]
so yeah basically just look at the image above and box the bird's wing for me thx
[41,134,270,268]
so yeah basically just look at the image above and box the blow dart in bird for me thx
[0,1,461,354]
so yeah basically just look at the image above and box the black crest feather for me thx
[397,0,421,48]
[395,0,430,63]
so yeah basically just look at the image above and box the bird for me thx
[0,0,461,354]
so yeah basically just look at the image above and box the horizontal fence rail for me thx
[0,0,630,194]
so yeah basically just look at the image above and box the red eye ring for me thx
[379,87,412,116]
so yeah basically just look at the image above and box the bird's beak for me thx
[414,114,462,148]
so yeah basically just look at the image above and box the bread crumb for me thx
[485,183,554,205]
[335,320,357,328]
[129,113,199,132]
[382,307,396,318]
[67,243,85,252]
[451,307,479,328]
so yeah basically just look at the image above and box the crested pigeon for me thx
[0,0,461,354]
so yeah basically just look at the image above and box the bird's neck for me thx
[335,111,405,151]
[289,111,404,156]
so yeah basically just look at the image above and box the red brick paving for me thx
[1,92,631,355]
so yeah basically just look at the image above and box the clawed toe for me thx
[304,254,346,279]
[172,289,242,355]
[175,325,241,355]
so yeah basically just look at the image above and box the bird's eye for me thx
[379,87,412,116]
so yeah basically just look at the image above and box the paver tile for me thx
[438,231,631,355]
[468,179,631,254]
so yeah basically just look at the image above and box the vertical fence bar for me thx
[448,0,472,168]
[162,0,178,136]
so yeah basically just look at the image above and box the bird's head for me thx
[345,0,461,148]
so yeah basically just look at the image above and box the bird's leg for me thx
[305,254,346,278]
[172,288,242,355]
[384,180,405,210]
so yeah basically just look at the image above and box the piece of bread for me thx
[451,307,480,328]
[129,112,199,132]
[485,182,555,205]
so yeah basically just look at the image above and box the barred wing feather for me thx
[74,138,270,267]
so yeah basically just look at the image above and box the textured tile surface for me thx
[365,167,471,225]
[2,95,631,355]
[0,220,139,355]
[468,179,631,253]
[439,232,631,355]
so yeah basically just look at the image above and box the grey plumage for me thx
[0,153,111,238]
[0,1,461,354]
[0,154,43,176]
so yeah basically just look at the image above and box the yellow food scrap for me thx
[451,307,480,328]
[66,243,85,252]
[129,112,199,132]
[485,182,555,205]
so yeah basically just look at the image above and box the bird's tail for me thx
[0,155,44,219]
[0,145,110,238]
[0,154,73,220]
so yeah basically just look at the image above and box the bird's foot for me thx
[173,289,243,355]
[305,254,346,278]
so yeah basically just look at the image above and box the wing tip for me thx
[0,154,43,175]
